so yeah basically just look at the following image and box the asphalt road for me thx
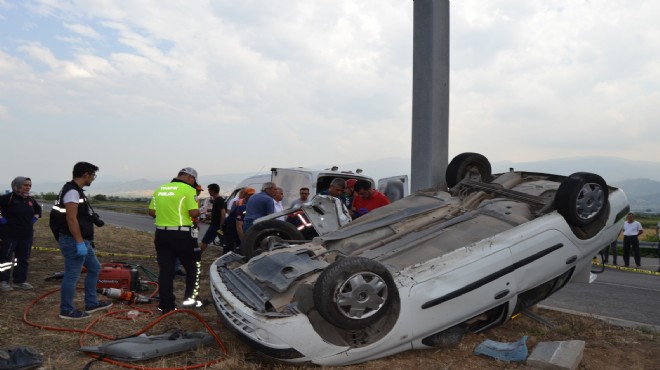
[96,208,660,328]
[541,265,660,327]
[92,208,210,238]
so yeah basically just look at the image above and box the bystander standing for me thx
[49,162,112,319]
[234,188,256,247]
[273,187,285,221]
[199,183,226,252]
[351,179,390,218]
[290,187,310,208]
[320,178,346,198]
[344,179,357,211]
[0,177,42,292]
[602,239,618,265]
[243,182,277,232]
[621,212,644,268]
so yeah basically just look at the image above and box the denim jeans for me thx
[0,236,33,284]
[201,224,220,244]
[58,234,101,314]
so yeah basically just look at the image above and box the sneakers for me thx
[59,301,112,319]
[85,300,113,313]
[183,296,207,308]
[59,310,91,320]
[0,281,12,292]
[182,297,203,308]
[13,282,34,290]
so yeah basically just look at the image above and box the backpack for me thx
[49,187,67,242]
[48,209,61,242]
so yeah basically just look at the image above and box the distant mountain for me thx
[27,156,660,212]
[612,178,660,213]
[491,157,660,184]
[613,178,660,197]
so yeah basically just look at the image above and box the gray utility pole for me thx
[411,0,449,192]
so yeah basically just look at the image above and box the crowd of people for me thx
[4,163,660,320]
[145,170,394,315]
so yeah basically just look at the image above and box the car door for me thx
[271,168,314,208]
[378,175,409,202]
[507,225,582,307]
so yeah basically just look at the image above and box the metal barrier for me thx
[612,240,658,250]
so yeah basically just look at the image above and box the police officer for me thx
[148,167,203,313]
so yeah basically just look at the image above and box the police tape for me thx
[32,246,156,259]
[594,261,660,276]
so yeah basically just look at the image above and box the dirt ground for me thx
[0,218,658,369]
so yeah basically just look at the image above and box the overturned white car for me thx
[209,153,629,366]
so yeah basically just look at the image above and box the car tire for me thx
[446,152,493,188]
[242,220,305,259]
[313,257,396,330]
[555,172,608,228]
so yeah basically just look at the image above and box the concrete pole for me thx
[411,0,450,192]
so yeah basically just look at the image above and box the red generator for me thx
[97,263,140,292]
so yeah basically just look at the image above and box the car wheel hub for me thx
[575,182,604,221]
[335,272,388,320]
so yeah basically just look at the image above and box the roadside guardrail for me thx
[612,240,658,250]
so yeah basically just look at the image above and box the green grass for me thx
[91,199,150,214]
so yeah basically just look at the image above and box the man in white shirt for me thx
[622,212,644,268]
[290,187,310,208]
[273,187,286,221]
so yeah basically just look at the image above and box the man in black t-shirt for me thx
[200,183,226,252]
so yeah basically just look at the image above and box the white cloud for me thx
[63,22,101,39]
[0,0,657,183]
[449,0,660,162]
[0,105,10,120]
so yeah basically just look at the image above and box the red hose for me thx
[22,287,228,369]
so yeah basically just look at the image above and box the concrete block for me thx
[526,340,585,370]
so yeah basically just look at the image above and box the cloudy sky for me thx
[1,0,658,185]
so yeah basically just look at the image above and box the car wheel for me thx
[555,172,608,228]
[313,257,396,330]
[242,220,305,259]
[446,152,493,188]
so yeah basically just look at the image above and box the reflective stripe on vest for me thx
[52,198,84,213]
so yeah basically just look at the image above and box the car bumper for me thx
[209,259,357,364]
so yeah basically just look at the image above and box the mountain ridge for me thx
[18,156,660,212]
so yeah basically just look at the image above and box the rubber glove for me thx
[355,208,369,217]
[32,216,38,224]
[76,242,88,256]
[0,217,6,225]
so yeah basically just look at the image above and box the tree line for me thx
[36,192,149,203]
